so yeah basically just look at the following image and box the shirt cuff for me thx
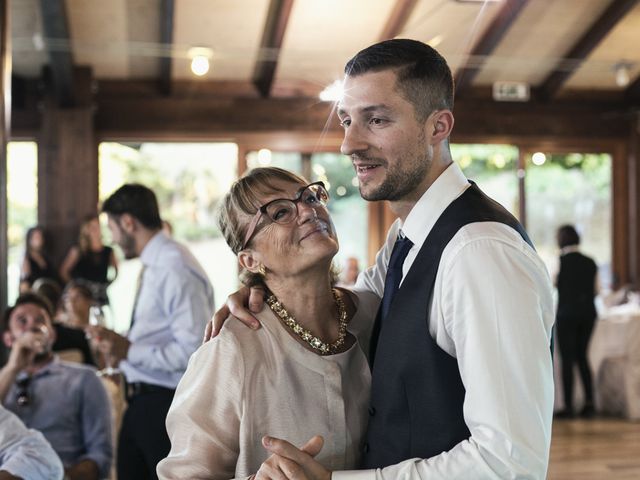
[333,470,377,480]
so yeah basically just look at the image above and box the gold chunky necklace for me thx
[266,289,348,355]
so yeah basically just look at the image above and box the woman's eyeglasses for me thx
[16,377,32,407]
[242,182,329,250]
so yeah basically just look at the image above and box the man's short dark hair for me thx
[557,225,581,248]
[2,293,53,334]
[344,38,454,121]
[101,183,163,230]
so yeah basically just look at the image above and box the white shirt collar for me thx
[560,245,580,255]
[401,162,470,249]
[140,231,168,266]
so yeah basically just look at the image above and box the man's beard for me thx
[33,349,52,364]
[119,230,137,259]
[359,152,431,202]
[357,130,431,202]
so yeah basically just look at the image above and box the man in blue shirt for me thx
[0,293,112,480]
[90,183,215,480]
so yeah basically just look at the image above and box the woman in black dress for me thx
[19,226,60,293]
[60,215,118,305]
[555,225,599,418]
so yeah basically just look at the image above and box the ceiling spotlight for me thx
[531,152,546,166]
[188,47,213,77]
[614,62,632,88]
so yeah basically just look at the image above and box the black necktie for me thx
[369,233,414,365]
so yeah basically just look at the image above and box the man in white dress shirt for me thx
[213,39,554,480]
[0,404,64,480]
[90,183,215,480]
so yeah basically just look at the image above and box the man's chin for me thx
[33,351,52,364]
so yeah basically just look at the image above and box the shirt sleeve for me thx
[336,232,555,480]
[0,406,64,480]
[76,370,113,478]
[157,330,244,480]
[127,266,213,373]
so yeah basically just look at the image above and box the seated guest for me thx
[0,404,64,480]
[157,167,377,478]
[19,226,60,294]
[0,293,112,480]
[61,281,94,329]
[32,279,95,366]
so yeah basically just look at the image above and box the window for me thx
[525,152,612,288]
[7,142,38,305]
[451,144,519,217]
[99,142,238,331]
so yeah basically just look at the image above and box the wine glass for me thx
[89,305,120,378]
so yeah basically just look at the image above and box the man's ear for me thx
[238,250,263,274]
[428,110,454,144]
[3,330,14,348]
[118,213,136,234]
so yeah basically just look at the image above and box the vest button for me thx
[368,406,376,416]
[363,442,370,453]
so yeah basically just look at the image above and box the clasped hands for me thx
[253,435,331,480]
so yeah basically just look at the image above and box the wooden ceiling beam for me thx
[378,0,419,41]
[626,75,640,101]
[455,0,528,93]
[252,0,295,98]
[159,0,175,96]
[11,93,632,141]
[538,0,638,101]
[39,0,75,107]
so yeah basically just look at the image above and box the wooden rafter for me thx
[378,0,419,41]
[39,0,74,107]
[538,0,638,100]
[455,0,528,93]
[625,74,640,101]
[252,0,295,98]
[159,0,174,96]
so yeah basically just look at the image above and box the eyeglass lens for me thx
[264,184,328,224]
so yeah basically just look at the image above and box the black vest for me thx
[361,182,533,469]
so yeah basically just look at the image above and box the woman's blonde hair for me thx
[217,167,338,287]
[78,215,99,254]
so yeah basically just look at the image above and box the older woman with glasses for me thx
[157,167,377,479]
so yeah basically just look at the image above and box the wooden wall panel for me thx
[1,0,10,311]
[38,107,97,265]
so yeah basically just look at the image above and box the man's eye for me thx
[339,119,351,128]
[370,118,385,125]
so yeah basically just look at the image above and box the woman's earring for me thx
[258,264,266,276]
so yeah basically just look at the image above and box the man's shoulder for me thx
[450,221,531,250]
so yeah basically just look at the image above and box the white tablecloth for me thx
[554,303,640,419]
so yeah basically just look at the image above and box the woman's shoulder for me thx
[195,313,273,361]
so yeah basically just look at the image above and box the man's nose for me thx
[340,123,369,157]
